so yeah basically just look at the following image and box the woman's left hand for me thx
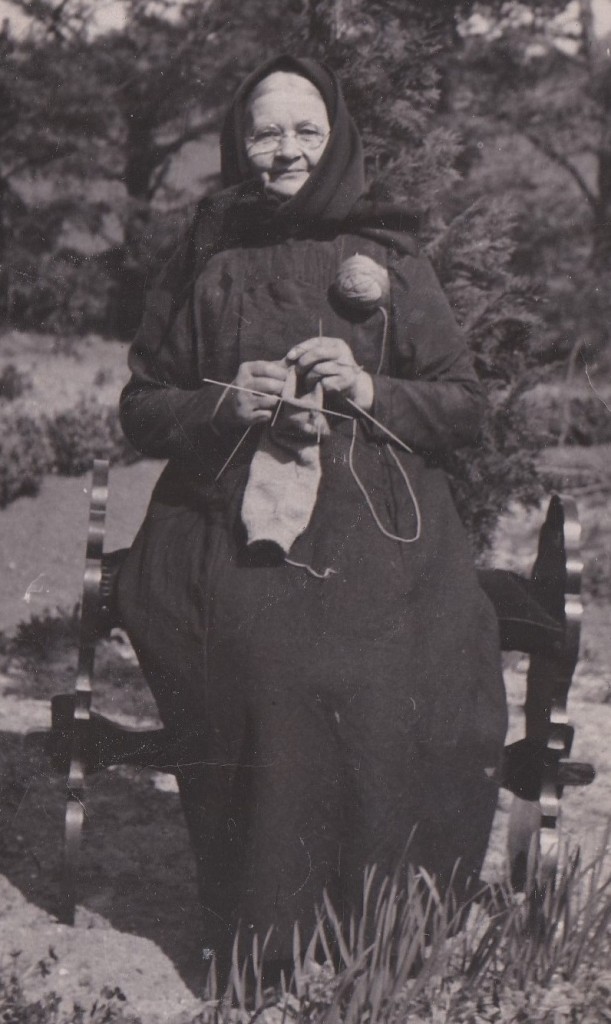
[286,337,374,410]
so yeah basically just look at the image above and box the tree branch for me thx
[10,0,91,42]
[523,131,599,211]
[2,145,76,179]
[149,157,173,199]
[151,118,218,165]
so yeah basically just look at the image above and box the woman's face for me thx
[244,73,330,199]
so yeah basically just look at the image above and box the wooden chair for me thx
[479,495,594,888]
[26,460,596,923]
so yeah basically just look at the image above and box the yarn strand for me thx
[315,306,421,545]
[348,420,421,544]
[285,558,337,579]
[375,305,389,375]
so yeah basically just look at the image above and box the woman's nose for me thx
[275,132,302,159]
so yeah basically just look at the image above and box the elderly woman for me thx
[117,55,507,973]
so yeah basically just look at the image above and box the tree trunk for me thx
[0,177,8,323]
[592,74,611,269]
[105,200,151,339]
[124,116,158,203]
[105,115,157,337]
[581,0,611,269]
[308,0,348,47]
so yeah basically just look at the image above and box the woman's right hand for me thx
[213,360,288,428]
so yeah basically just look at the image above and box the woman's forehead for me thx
[246,72,328,124]
[248,71,322,103]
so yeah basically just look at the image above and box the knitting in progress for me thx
[241,366,328,554]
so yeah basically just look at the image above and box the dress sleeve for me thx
[119,223,226,462]
[368,253,485,454]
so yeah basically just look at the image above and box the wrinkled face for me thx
[244,72,331,198]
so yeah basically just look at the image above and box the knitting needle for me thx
[202,378,353,421]
[270,373,287,427]
[214,424,254,482]
[345,397,414,454]
[270,399,283,427]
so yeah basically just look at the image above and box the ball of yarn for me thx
[334,254,390,310]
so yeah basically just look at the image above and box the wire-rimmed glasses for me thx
[245,123,330,156]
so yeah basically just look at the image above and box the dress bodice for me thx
[191,234,396,383]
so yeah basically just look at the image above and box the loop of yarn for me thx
[348,420,422,545]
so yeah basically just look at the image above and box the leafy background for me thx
[1,0,610,543]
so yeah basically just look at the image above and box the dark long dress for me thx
[117,227,507,963]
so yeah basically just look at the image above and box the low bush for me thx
[448,395,547,552]
[0,395,139,510]
[0,605,81,662]
[0,403,54,508]
[7,250,113,337]
[0,965,141,1024]
[0,363,33,402]
[47,398,136,476]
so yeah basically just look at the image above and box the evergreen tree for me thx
[448,0,610,463]
[0,0,290,334]
[0,12,101,326]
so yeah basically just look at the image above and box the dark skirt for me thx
[117,432,507,963]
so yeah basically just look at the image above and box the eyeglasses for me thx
[245,123,330,156]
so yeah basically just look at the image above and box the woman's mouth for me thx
[263,168,310,195]
[273,170,306,178]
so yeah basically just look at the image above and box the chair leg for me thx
[507,494,587,890]
[60,458,110,924]
[507,796,541,891]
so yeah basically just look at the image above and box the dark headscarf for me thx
[212,54,420,252]
[139,56,419,327]
[220,55,366,226]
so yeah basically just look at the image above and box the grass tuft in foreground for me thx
[2,836,610,1022]
[209,834,611,1023]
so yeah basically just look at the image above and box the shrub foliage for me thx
[0,403,54,508]
[47,398,133,476]
[0,364,33,402]
[0,396,137,509]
